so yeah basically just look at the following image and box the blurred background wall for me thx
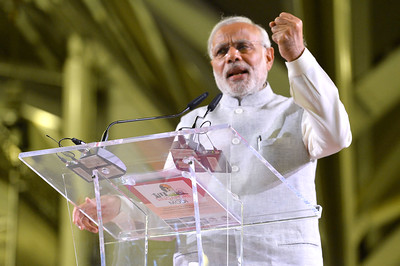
[0,0,400,265]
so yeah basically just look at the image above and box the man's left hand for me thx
[269,12,305,62]
[72,195,121,233]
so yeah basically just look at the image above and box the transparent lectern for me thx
[18,124,321,265]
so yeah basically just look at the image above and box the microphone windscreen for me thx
[187,92,209,110]
[207,93,223,112]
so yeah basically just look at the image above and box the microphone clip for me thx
[191,93,222,128]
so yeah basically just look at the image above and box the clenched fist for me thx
[269,12,305,62]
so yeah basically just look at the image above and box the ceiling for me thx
[1,0,400,265]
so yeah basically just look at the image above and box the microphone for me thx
[191,93,222,128]
[187,92,209,110]
[206,92,222,113]
[100,92,209,142]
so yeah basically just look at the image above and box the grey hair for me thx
[207,16,271,59]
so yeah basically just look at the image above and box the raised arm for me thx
[270,12,352,159]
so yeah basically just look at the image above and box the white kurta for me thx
[173,48,352,265]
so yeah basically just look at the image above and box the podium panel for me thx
[19,124,320,265]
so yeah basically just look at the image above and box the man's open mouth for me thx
[226,67,249,79]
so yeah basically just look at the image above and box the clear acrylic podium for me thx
[18,124,321,265]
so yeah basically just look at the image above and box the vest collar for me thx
[220,83,274,107]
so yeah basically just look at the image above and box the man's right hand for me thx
[72,195,121,233]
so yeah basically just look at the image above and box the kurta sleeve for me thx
[285,48,352,159]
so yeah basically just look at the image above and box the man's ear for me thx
[265,47,274,71]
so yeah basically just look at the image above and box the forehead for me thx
[211,22,261,47]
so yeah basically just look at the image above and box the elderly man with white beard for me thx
[174,12,352,265]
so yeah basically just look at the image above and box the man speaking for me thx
[175,12,352,265]
[74,12,351,265]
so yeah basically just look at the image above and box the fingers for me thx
[273,12,298,24]
[72,207,80,226]
[268,12,305,61]
[75,214,98,233]
[72,197,99,233]
[73,210,99,233]
[82,216,99,233]
[72,195,120,233]
[85,196,95,205]
[269,21,276,28]
[269,12,302,40]
[72,206,87,230]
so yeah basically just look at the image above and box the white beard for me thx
[214,62,268,99]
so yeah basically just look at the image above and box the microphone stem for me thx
[101,107,190,142]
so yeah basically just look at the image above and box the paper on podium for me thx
[126,175,240,232]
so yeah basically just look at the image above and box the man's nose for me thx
[225,46,241,63]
